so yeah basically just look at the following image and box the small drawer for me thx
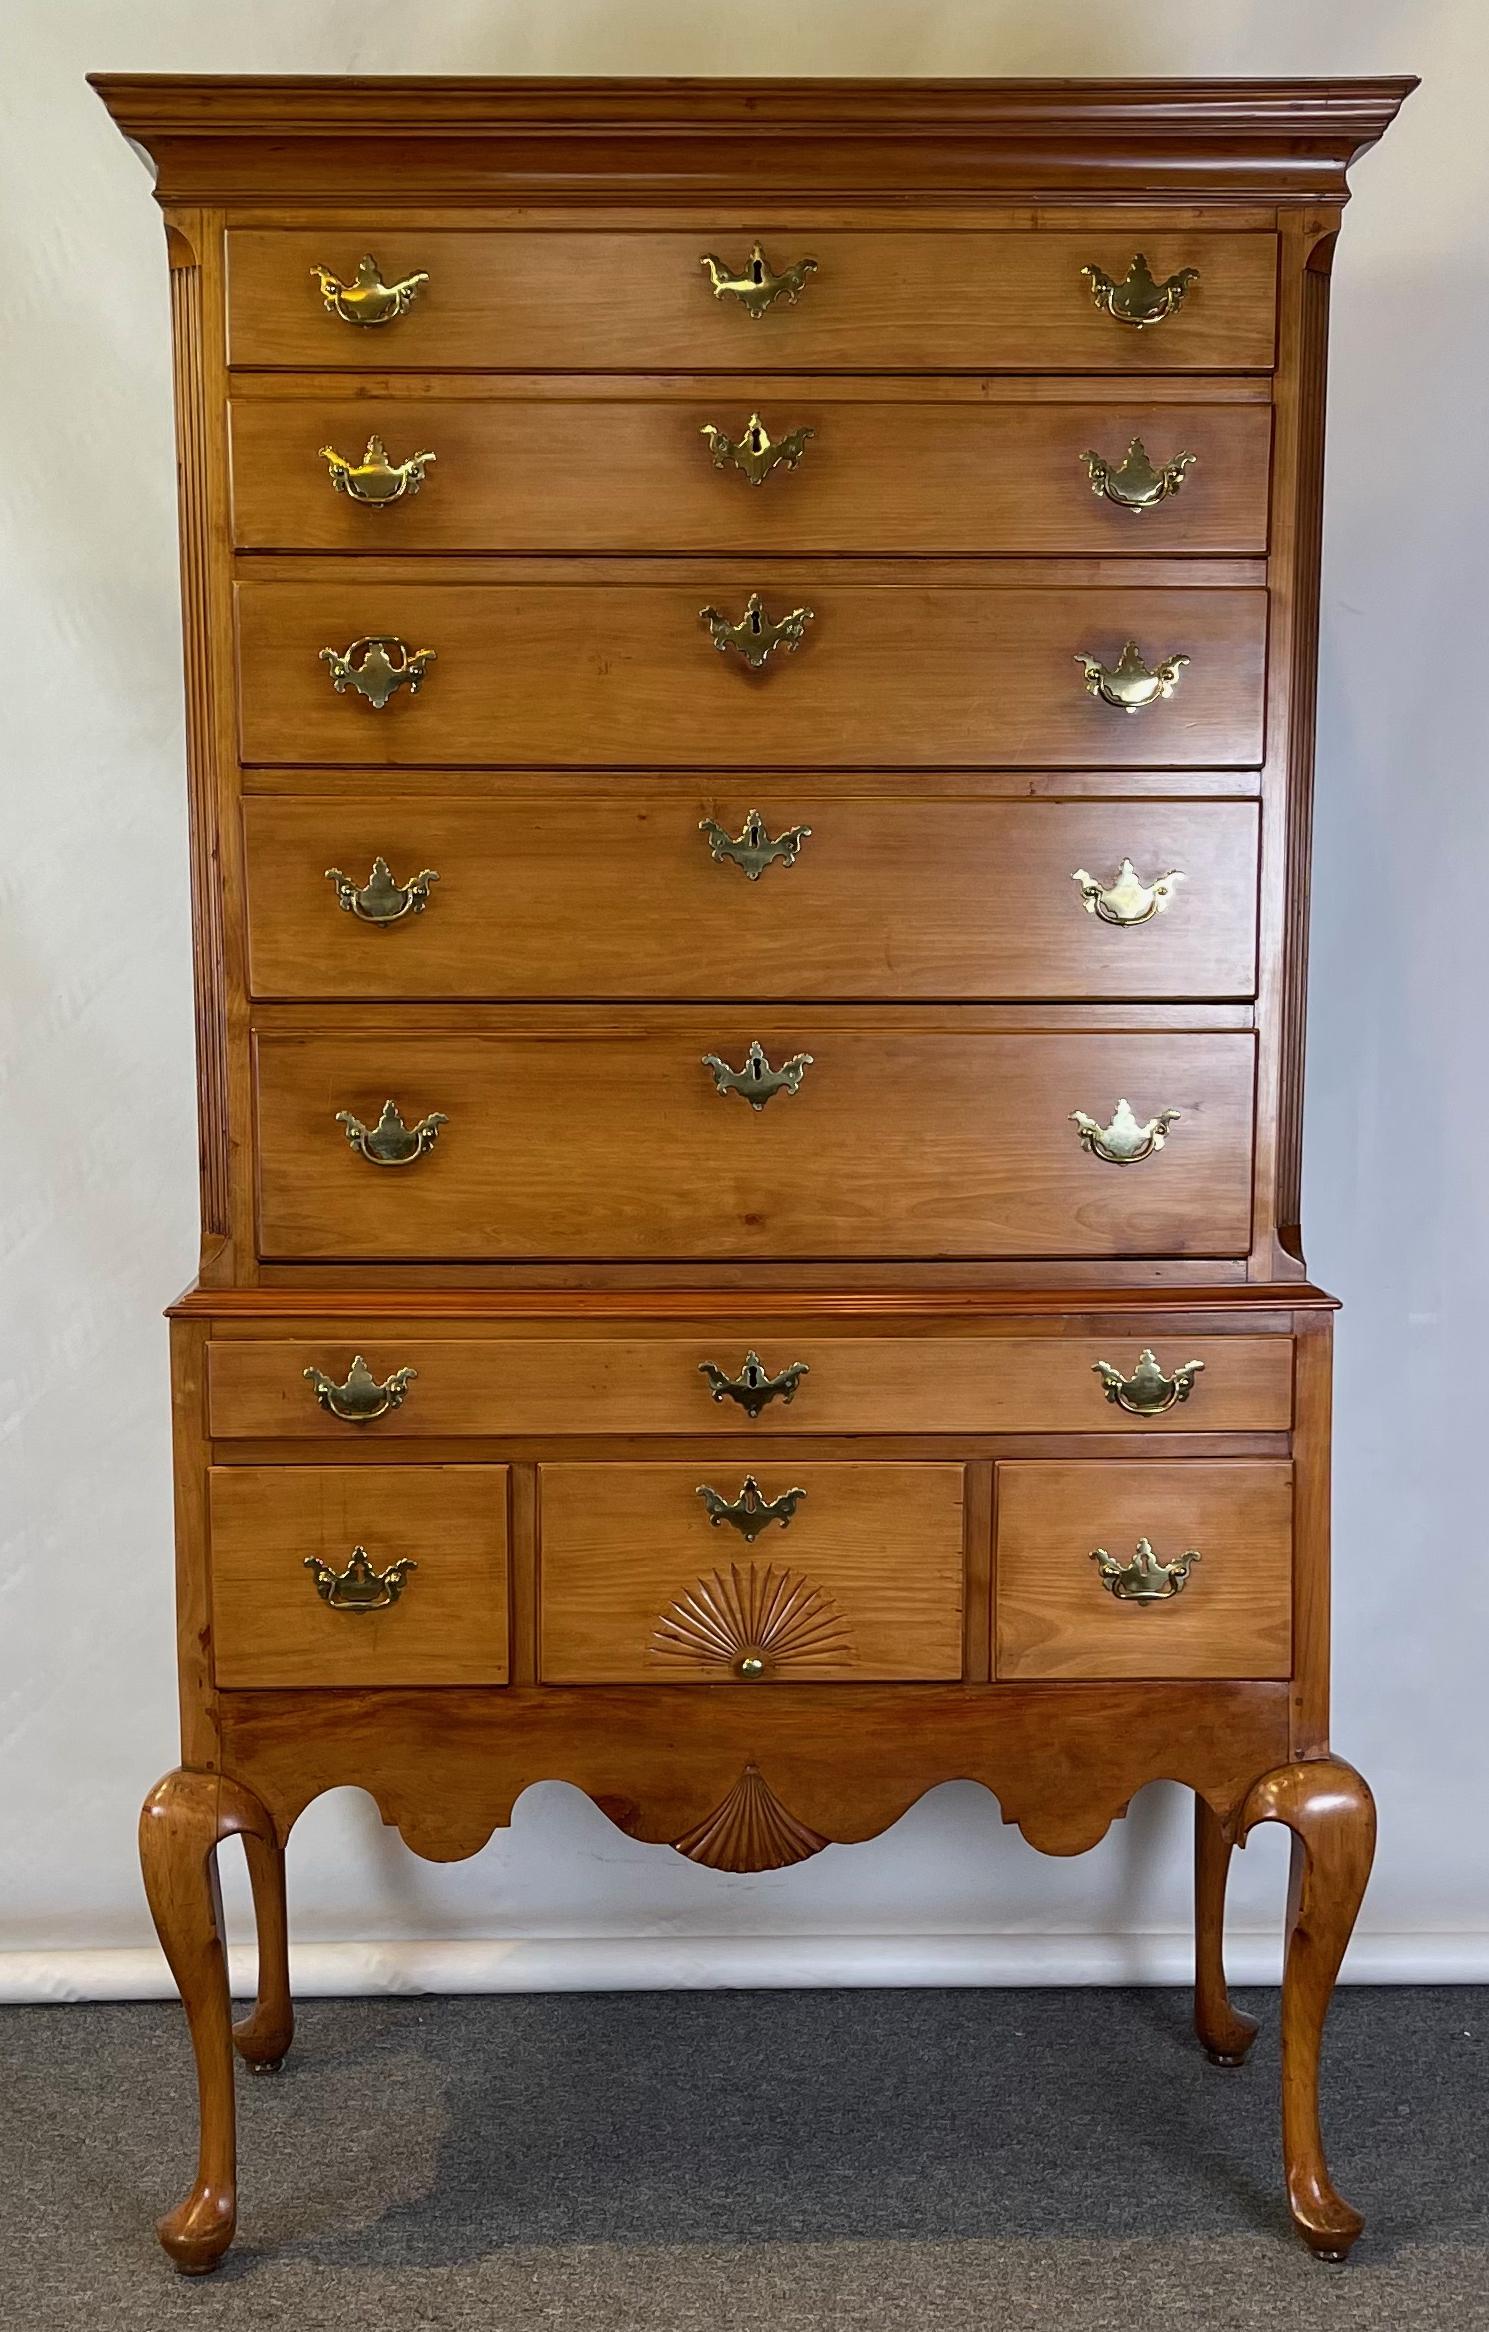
[994,1459,1291,1681]
[225,229,1278,373]
[252,1021,1258,1264]
[209,1464,509,1687]
[228,388,1272,556]
[538,1462,964,1683]
[207,1333,1292,1439]
[235,576,1267,772]
[242,795,1262,1005]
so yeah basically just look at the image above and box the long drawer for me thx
[236,579,1267,769]
[252,1021,1256,1260]
[225,229,1278,373]
[242,794,1261,1003]
[206,1331,1293,1438]
[994,1458,1292,1680]
[229,389,1272,554]
[209,1463,510,1687]
[537,1462,966,1683]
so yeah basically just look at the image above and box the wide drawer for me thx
[207,1331,1293,1439]
[252,1021,1257,1261]
[229,389,1272,554]
[994,1458,1291,1680]
[209,1463,509,1687]
[538,1462,965,1682]
[243,794,1261,1003]
[236,579,1267,770]
[225,229,1278,374]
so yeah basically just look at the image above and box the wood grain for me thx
[242,793,1261,1004]
[229,389,1272,555]
[994,1458,1292,1680]
[209,1464,509,1686]
[206,1331,1293,1439]
[537,1461,964,1682]
[252,1022,1258,1262]
[234,577,1268,770]
[223,228,1278,373]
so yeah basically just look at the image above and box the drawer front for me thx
[209,1463,509,1687]
[226,230,1277,373]
[243,795,1261,1004]
[230,391,1272,555]
[994,1459,1292,1680]
[207,1333,1293,1439]
[538,1462,965,1683]
[235,580,1267,771]
[253,1024,1257,1262]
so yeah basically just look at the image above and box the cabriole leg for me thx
[1238,1759,1376,2261]
[1194,1792,1260,2066]
[232,1824,294,2074]
[138,1768,282,2272]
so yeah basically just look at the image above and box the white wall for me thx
[3,0,1486,1998]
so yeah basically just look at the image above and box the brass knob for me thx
[312,255,429,327]
[326,858,439,925]
[1082,253,1200,328]
[700,593,813,669]
[701,412,814,486]
[320,436,435,504]
[1077,642,1189,714]
[1091,1538,1201,1603]
[702,1042,813,1111]
[1071,859,1185,926]
[336,1099,447,1166]
[738,1654,766,1679]
[696,1477,808,1543]
[699,812,811,879]
[1093,1349,1205,1417]
[1070,1099,1179,1166]
[1081,438,1196,512]
[699,1351,810,1418]
[304,1545,417,1610]
[699,244,818,318]
[320,637,436,710]
[304,1354,417,1423]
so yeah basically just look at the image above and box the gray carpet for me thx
[2,1988,1486,2329]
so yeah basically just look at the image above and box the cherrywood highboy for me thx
[92,72,1413,2270]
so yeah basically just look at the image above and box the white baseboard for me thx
[4,1930,1487,2003]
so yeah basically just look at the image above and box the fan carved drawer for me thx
[536,1461,966,1684]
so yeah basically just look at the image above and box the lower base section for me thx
[138,1751,1376,2273]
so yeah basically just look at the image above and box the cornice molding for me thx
[90,74,1416,208]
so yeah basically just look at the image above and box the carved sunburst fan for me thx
[650,1561,853,1678]
[673,1764,830,1871]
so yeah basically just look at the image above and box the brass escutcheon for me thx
[1077,641,1189,714]
[702,1040,813,1110]
[699,244,818,318]
[700,593,813,669]
[320,636,436,710]
[700,411,815,486]
[1072,859,1185,926]
[699,1351,811,1418]
[698,811,811,879]
[695,1477,808,1543]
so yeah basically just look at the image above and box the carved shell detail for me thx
[651,1561,853,1678]
[673,1764,830,1872]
